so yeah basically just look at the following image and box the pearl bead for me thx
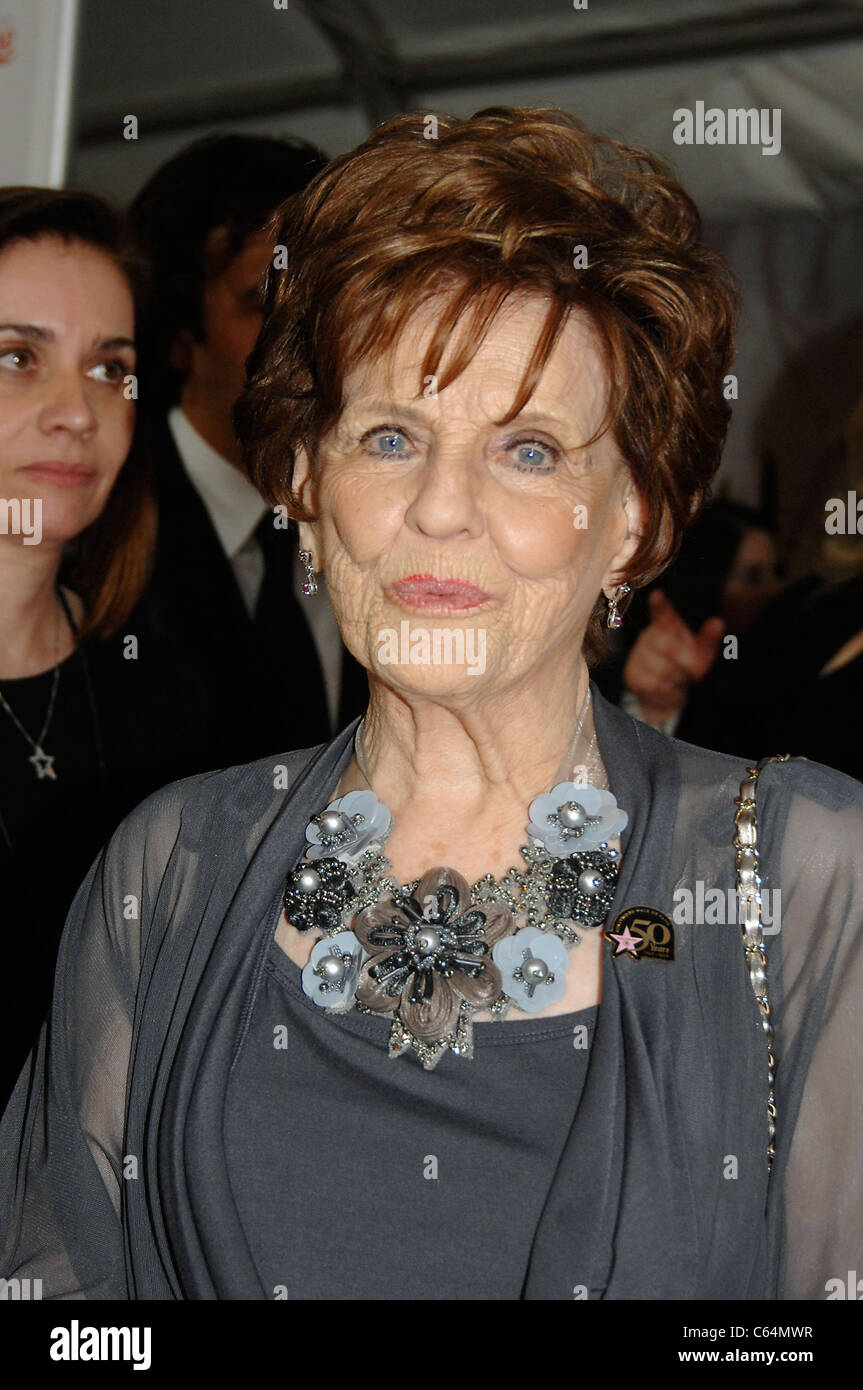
[523,955,549,983]
[415,928,441,955]
[577,869,603,896]
[318,810,348,837]
[296,867,322,894]
[320,954,346,983]
[559,801,587,830]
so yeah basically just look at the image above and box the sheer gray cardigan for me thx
[2,686,861,1299]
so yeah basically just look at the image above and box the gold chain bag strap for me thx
[733,753,791,1174]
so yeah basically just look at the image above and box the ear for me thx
[293,445,320,561]
[601,471,647,597]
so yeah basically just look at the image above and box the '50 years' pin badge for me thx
[604,906,675,961]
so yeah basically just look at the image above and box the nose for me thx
[37,367,98,439]
[404,438,485,541]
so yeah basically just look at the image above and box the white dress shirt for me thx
[619,687,684,737]
[168,406,344,731]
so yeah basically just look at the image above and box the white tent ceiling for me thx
[72,0,863,217]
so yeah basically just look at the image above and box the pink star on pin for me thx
[608,925,642,958]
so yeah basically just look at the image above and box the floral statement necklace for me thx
[283,711,627,1071]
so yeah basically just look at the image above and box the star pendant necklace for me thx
[0,593,65,781]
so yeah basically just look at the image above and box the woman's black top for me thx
[0,608,216,1112]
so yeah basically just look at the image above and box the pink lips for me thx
[20,462,97,488]
[388,573,492,612]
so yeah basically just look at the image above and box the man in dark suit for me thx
[128,135,367,768]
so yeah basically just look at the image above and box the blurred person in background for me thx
[0,189,213,1112]
[597,499,783,727]
[618,409,863,781]
[128,134,368,765]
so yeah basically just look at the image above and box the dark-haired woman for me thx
[0,189,213,1111]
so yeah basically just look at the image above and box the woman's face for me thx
[296,293,644,699]
[0,235,136,548]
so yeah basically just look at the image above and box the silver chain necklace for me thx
[354,682,598,789]
[0,596,65,781]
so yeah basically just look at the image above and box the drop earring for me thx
[299,550,318,597]
[606,582,631,629]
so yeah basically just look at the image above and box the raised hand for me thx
[623,590,725,725]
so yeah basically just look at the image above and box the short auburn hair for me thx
[236,106,738,662]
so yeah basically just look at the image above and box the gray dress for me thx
[2,686,862,1299]
[224,892,598,1300]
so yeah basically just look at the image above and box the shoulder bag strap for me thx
[734,752,792,1176]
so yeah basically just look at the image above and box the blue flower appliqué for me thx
[492,927,571,1014]
[304,790,393,862]
[527,781,627,856]
[301,931,364,1011]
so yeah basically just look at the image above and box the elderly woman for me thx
[1,108,861,1302]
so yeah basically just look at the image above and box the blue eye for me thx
[364,427,412,458]
[508,437,558,472]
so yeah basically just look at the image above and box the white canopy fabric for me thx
[72,0,863,216]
